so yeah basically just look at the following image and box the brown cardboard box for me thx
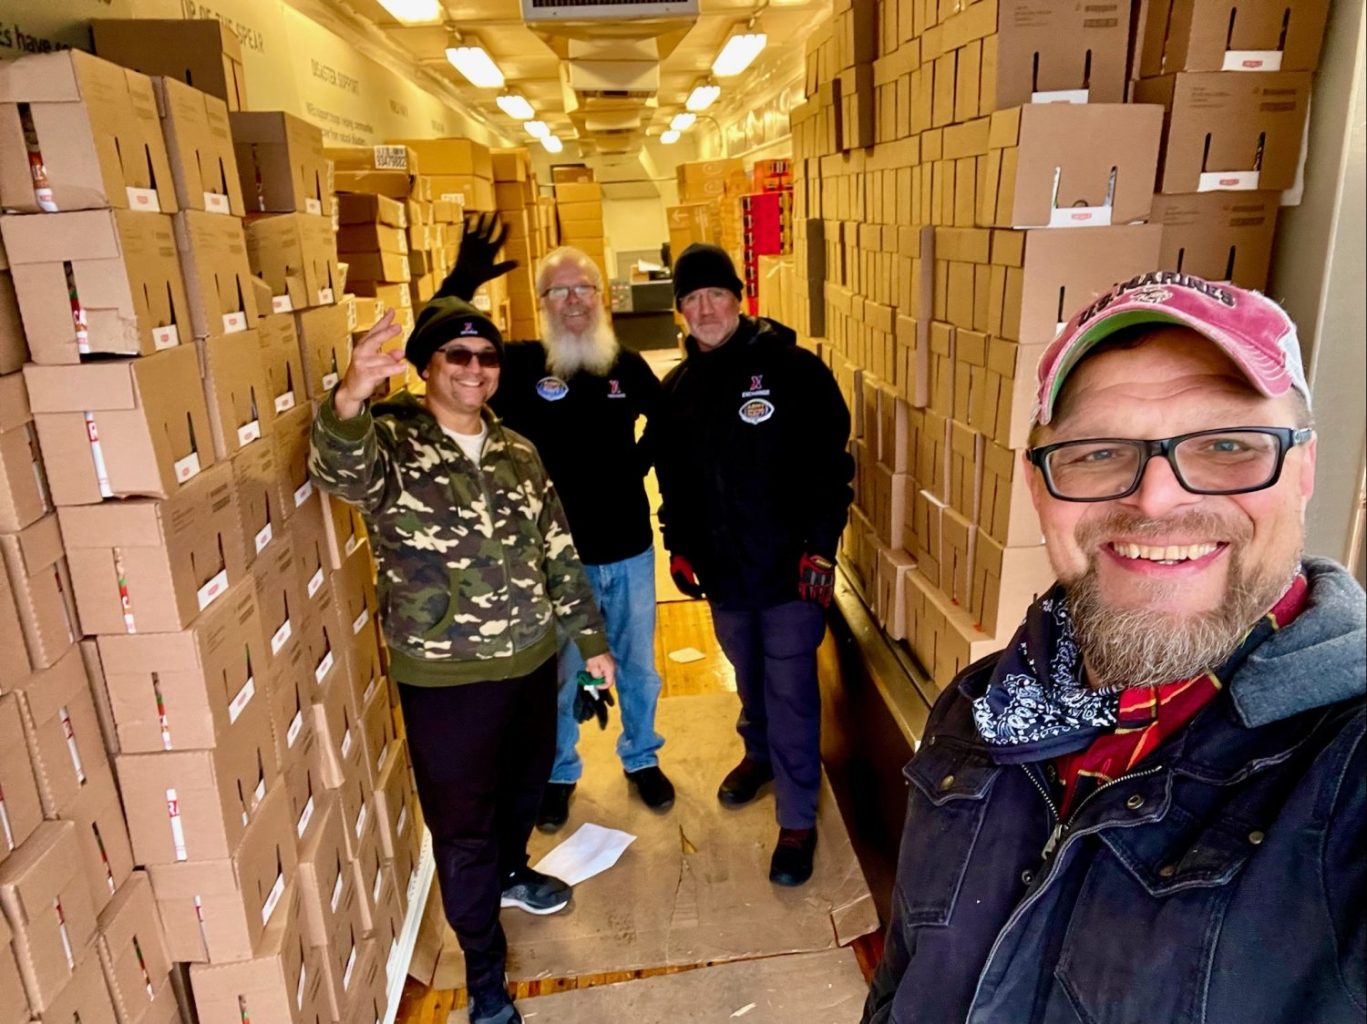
[927,322,954,416]
[152,77,245,217]
[337,758,377,862]
[96,872,172,1024]
[941,506,976,605]
[175,210,260,337]
[283,752,326,858]
[311,669,364,790]
[338,193,406,228]
[0,514,79,668]
[905,570,1001,689]
[259,315,307,425]
[16,647,110,819]
[116,706,279,867]
[197,330,274,460]
[345,249,412,285]
[266,625,315,776]
[330,157,419,200]
[970,531,1054,637]
[373,744,416,861]
[342,941,386,1024]
[289,495,331,622]
[553,182,603,204]
[426,174,495,211]
[95,580,266,753]
[314,869,368,1019]
[0,909,32,1024]
[32,945,117,1024]
[231,439,286,570]
[229,112,331,216]
[2,210,190,362]
[61,767,135,915]
[253,534,305,673]
[0,821,96,1012]
[0,551,34,692]
[979,104,1163,228]
[948,419,983,520]
[918,410,950,503]
[147,785,298,964]
[0,50,177,215]
[294,304,352,399]
[294,795,349,947]
[245,214,339,313]
[92,20,248,112]
[271,402,314,522]
[320,491,368,571]
[0,694,42,866]
[1134,72,1312,194]
[1137,0,1329,76]
[973,337,1049,450]
[978,439,1043,547]
[492,147,532,182]
[875,546,916,640]
[1150,191,1280,290]
[552,165,595,185]
[0,374,51,533]
[298,580,347,697]
[911,488,946,588]
[337,223,409,257]
[393,138,492,179]
[351,821,383,933]
[25,344,213,504]
[0,241,25,374]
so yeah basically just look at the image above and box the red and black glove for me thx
[797,552,836,608]
[669,555,705,599]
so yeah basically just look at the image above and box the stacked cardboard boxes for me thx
[553,178,610,294]
[675,159,748,271]
[492,147,546,338]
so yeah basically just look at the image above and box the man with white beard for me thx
[445,218,673,831]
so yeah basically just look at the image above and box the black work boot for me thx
[769,827,817,887]
[717,757,774,807]
[625,765,676,810]
[535,782,574,833]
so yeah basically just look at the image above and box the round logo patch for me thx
[536,376,570,401]
[738,398,774,425]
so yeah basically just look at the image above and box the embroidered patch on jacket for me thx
[536,376,570,401]
[738,398,774,424]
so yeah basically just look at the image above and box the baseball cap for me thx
[1034,272,1311,426]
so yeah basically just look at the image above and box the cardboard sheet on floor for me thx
[506,948,868,1022]
[426,692,878,988]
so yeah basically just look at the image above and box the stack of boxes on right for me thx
[553,171,610,294]
[491,147,547,339]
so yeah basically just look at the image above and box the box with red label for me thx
[0,50,178,215]
[1136,0,1329,76]
[283,753,326,859]
[259,315,307,425]
[311,671,365,791]
[12,646,108,817]
[373,744,416,862]
[174,210,260,338]
[1,210,190,363]
[337,759,378,863]
[148,785,299,965]
[245,213,339,313]
[229,112,331,217]
[61,766,135,916]
[24,344,214,504]
[269,638,317,777]
[0,694,42,869]
[272,403,314,523]
[95,871,172,1024]
[116,709,279,867]
[153,76,245,217]
[320,490,368,572]
[290,494,332,621]
[294,304,352,400]
[231,439,287,571]
[0,374,52,534]
[359,682,397,793]
[253,535,305,679]
[297,581,348,701]
[58,461,244,635]
[198,330,275,461]
[0,513,79,669]
[294,796,350,948]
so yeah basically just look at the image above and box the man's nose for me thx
[1123,453,1204,520]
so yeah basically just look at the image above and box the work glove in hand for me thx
[572,670,615,730]
[669,555,704,599]
[797,552,836,608]
[439,212,518,301]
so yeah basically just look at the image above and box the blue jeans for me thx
[552,545,665,783]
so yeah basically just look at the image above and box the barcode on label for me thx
[372,146,410,170]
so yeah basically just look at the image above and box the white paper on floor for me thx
[531,823,637,887]
[668,646,706,663]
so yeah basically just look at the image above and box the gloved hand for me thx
[439,212,518,301]
[797,552,836,608]
[572,670,615,730]
[669,554,704,599]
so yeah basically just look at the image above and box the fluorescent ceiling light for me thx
[540,135,564,154]
[686,84,720,112]
[445,45,504,88]
[712,32,767,77]
[376,0,443,23]
[669,112,696,131]
[524,119,550,138]
[660,129,680,144]
[495,93,535,120]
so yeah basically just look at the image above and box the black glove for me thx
[797,552,836,608]
[435,212,518,301]
[669,554,704,599]
[572,670,615,730]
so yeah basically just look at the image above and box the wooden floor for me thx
[394,597,884,1023]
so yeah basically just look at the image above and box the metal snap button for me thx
[1020,870,1034,885]
[1126,794,1144,811]
[1158,864,1176,879]
[1248,830,1265,846]
[927,736,937,746]
[938,774,955,792]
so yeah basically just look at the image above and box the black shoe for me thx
[625,765,676,811]
[769,827,817,887]
[717,757,774,807]
[468,986,522,1024]
[500,867,572,915]
[535,782,575,833]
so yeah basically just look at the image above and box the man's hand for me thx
[334,309,405,419]
[584,652,616,691]
[446,212,518,300]
[797,552,836,608]
[669,555,704,599]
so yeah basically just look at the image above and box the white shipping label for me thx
[238,419,262,447]
[372,145,410,170]
[204,192,231,214]
[294,480,314,507]
[1223,49,1283,71]
[305,198,323,215]
[315,650,334,684]
[197,569,229,610]
[272,295,294,314]
[271,618,293,655]
[317,287,335,304]
[227,677,256,724]
[166,789,189,861]
[1046,205,1113,229]
[296,794,315,838]
[275,392,297,414]
[254,522,273,554]
[287,710,304,749]
[59,706,86,784]
[151,325,179,350]
[174,451,203,485]
[222,311,248,333]
[322,372,340,391]
[352,608,369,634]
[261,871,286,924]
[308,568,325,598]
[126,186,161,211]
[1199,170,1260,192]
[345,535,361,556]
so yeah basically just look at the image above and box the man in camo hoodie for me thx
[309,293,615,1024]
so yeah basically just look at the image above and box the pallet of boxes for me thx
[491,147,546,339]
[788,0,1325,693]
[551,169,610,300]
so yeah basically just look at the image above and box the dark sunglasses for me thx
[434,346,501,368]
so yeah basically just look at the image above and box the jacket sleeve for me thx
[632,351,664,477]
[798,354,854,559]
[308,392,398,516]
[534,454,610,661]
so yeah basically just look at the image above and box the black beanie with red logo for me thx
[405,296,504,372]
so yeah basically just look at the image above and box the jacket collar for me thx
[374,392,506,451]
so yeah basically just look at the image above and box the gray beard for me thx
[1062,509,1297,689]
[542,319,620,378]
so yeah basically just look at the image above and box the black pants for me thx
[398,657,558,994]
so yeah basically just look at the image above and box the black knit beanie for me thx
[673,243,743,308]
[405,296,504,372]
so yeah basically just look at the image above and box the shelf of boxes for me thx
[492,147,545,340]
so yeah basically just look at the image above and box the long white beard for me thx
[543,317,620,378]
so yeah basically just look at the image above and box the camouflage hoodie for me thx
[309,391,608,687]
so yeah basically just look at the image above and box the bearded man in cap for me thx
[862,275,1365,1024]
[308,280,616,1024]
[647,242,854,887]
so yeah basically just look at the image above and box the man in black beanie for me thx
[647,242,854,886]
[308,280,616,1024]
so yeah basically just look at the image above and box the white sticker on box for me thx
[126,186,161,211]
[253,777,266,811]
[297,794,315,838]
[1223,49,1283,71]
[372,146,410,170]
[345,535,361,556]
[0,795,13,851]
[84,413,115,498]
[1046,205,1113,229]
[59,706,86,785]
[362,677,377,704]
[331,871,344,913]
[341,728,353,759]
[1031,88,1089,104]
[272,294,294,314]
[1199,170,1260,192]
[296,964,307,1010]
[196,569,229,610]
[352,608,369,634]
[54,898,75,968]
[271,618,293,655]
[317,287,335,305]
[254,522,273,554]
[228,676,256,724]
[222,311,248,333]
[166,789,188,861]
[295,481,314,507]
[174,451,202,485]
[346,302,358,332]
[376,741,388,774]
[322,372,340,390]
[397,804,409,837]
[275,392,297,414]
[355,803,368,839]
[151,325,179,350]
[386,940,399,981]
[315,651,334,683]
[343,943,358,990]
[261,871,286,925]
[204,192,231,214]
[305,198,323,215]
[372,866,383,903]
[238,419,262,447]
[287,710,304,749]
[308,568,325,598]
[473,293,492,312]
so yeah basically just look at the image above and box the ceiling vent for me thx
[522,0,698,22]
[563,58,659,100]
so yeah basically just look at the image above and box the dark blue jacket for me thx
[864,558,1366,1024]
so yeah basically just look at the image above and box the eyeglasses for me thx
[434,346,501,368]
[1028,427,1314,502]
[541,284,598,301]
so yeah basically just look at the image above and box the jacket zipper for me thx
[1040,761,1166,858]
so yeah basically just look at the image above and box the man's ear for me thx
[1024,449,1047,513]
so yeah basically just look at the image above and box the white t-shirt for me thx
[442,422,487,466]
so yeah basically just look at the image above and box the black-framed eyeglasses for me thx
[434,346,501,368]
[1028,427,1314,502]
[541,284,598,301]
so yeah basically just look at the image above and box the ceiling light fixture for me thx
[495,93,535,120]
[375,0,443,23]
[669,112,696,132]
[541,135,564,154]
[712,31,767,77]
[660,129,680,144]
[685,83,720,112]
[524,119,551,138]
[445,45,504,88]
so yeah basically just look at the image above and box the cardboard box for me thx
[337,193,406,228]
[1134,71,1312,193]
[0,374,51,534]
[553,182,603,205]
[289,496,331,622]
[971,337,1048,450]
[978,439,1044,547]
[283,751,325,859]
[311,671,364,790]
[941,506,977,605]
[343,941,387,1024]
[0,909,32,1024]
[948,419,983,520]
[96,872,172,1024]
[911,488,946,588]
[298,580,347,698]
[337,223,409,258]
[2,210,190,362]
[373,744,416,861]
[231,438,286,570]
[0,821,96,1012]
[294,305,352,399]
[1150,191,1280,290]
[0,50,177,214]
[253,533,305,671]
[153,76,245,217]
[0,242,25,374]
[350,822,383,933]
[552,165,595,184]
[257,314,306,420]
[0,694,42,866]
[320,491,368,571]
[61,767,135,916]
[294,795,349,948]
[979,104,1163,228]
[359,678,396,789]
[33,944,118,1023]
[0,554,32,693]
[425,174,495,211]
[904,569,1001,689]
[245,214,339,313]
[0,514,79,669]
[197,330,274,460]
[1137,0,1329,76]
[229,112,330,216]
[271,402,314,522]
[398,139,493,181]
[344,249,412,284]
[175,210,260,337]
[269,640,317,779]
[25,344,214,504]
[92,19,248,112]
[875,546,916,640]
[337,760,377,862]
[970,531,1054,638]
[146,784,298,964]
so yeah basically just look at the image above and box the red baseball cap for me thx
[1034,273,1311,426]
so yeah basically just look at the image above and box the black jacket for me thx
[490,340,660,566]
[648,315,853,609]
